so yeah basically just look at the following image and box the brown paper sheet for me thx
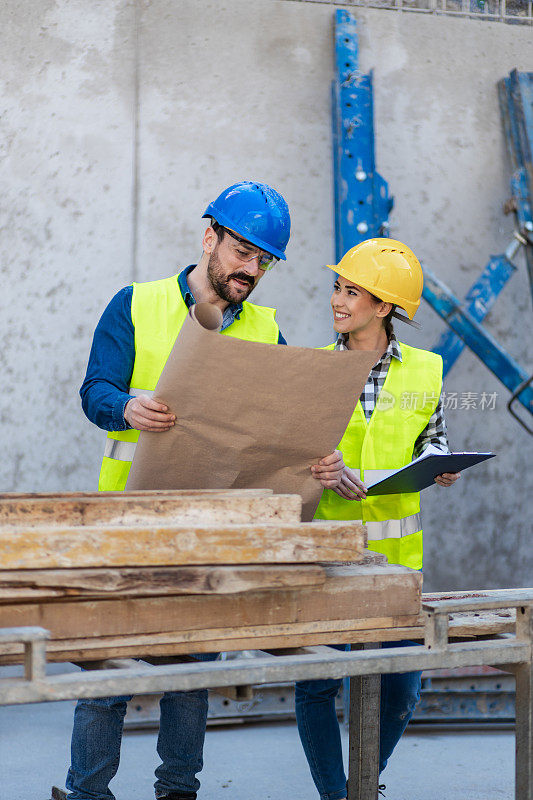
[126,303,378,520]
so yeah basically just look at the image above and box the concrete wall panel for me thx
[0,0,135,490]
[136,0,336,349]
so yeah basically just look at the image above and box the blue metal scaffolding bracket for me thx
[331,15,532,430]
[498,69,533,303]
[432,253,517,375]
[426,70,533,429]
[433,69,533,376]
[423,267,533,416]
[332,9,393,262]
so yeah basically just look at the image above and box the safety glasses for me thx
[222,227,280,271]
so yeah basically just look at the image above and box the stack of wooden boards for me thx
[0,489,423,664]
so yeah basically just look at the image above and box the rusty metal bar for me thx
[516,604,533,641]
[348,644,381,800]
[515,605,532,800]
[515,660,532,799]
[424,609,449,651]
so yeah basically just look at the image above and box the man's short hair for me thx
[210,219,225,244]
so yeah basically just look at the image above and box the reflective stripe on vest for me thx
[104,439,137,461]
[322,471,422,538]
[314,341,443,569]
[101,388,153,462]
[365,512,422,541]
[344,468,401,485]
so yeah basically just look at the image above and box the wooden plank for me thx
[422,592,517,636]
[0,618,425,664]
[423,589,530,602]
[0,489,274,500]
[449,610,516,636]
[0,607,516,667]
[0,491,302,528]
[0,520,366,569]
[423,588,533,612]
[0,564,326,602]
[0,620,516,665]
[0,565,421,639]
[356,552,388,566]
[0,615,423,651]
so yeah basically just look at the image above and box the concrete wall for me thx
[1,0,531,590]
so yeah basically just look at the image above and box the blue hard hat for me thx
[202,181,291,261]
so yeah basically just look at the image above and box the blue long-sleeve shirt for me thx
[80,266,287,431]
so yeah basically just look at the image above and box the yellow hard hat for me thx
[327,238,423,320]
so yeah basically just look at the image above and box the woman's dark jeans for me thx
[295,641,422,800]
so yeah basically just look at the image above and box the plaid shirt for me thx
[335,332,449,458]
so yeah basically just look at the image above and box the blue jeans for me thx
[66,654,218,800]
[295,642,421,800]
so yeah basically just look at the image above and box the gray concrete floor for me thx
[0,692,514,800]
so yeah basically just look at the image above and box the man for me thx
[71,181,343,800]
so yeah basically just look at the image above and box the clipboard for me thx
[365,445,496,496]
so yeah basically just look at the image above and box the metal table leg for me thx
[515,660,532,800]
[515,606,532,800]
[348,644,381,800]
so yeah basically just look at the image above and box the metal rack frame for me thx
[1,592,531,799]
[283,0,533,26]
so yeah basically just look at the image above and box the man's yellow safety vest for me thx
[314,342,443,570]
[98,274,280,492]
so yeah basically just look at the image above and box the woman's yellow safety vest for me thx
[98,274,280,492]
[314,342,443,570]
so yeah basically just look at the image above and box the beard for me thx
[207,249,255,304]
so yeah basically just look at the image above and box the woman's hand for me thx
[434,471,461,487]
[311,450,345,489]
[331,466,367,501]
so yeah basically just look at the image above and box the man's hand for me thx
[124,395,176,432]
[434,471,461,487]
[331,466,367,501]
[311,449,345,489]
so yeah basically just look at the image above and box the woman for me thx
[299,238,460,800]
